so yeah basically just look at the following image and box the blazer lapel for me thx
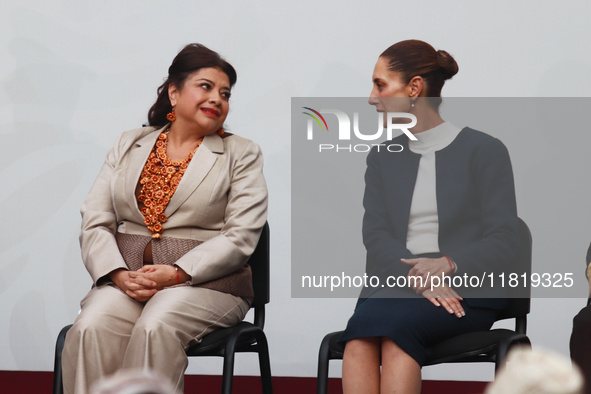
[164,132,224,217]
[391,147,420,240]
[124,128,163,222]
[378,139,420,241]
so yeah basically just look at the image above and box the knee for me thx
[130,317,174,343]
[67,314,111,342]
[344,338,381,359]
[63,315,117,360]
[381,337,413,360]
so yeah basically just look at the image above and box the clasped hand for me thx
[401,256,453,293]
[109,265,188,302]
[401,257,465,318]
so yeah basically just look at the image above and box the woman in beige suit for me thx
[62,43,268,394]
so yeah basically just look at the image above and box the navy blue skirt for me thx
[338,297,498,366]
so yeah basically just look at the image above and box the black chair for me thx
[53,222,272,394]
[316,218,532,394]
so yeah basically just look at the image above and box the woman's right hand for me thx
[421,284,465,318]
[109,268,158,302]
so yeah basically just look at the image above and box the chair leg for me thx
[53,325,73,394]
[221,335,239,394]
[495,335,532,372]
[255,332,273,394]
[316,334,332,394]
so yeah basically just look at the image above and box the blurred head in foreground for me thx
[90,369,180,394]
[486,346,583,394]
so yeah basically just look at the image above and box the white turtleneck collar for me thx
[408,122,462,155]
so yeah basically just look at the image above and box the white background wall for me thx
[2,0,591,383]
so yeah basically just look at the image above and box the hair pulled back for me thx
[380,39,458,105]
[147,43,237,127]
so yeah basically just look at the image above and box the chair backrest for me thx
[248,221,270,328]
[495,218,532,331]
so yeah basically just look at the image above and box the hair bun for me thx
[436,49,459,80]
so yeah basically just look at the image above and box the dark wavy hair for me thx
[147,44,237,127]
[380,39,458,109]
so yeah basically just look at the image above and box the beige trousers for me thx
[61,283,250,394]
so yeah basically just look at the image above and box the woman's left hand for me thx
[128,265,191,290]
[422,284,465,318]
[401,257,454,293]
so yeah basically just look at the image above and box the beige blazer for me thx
[79,125,268,286]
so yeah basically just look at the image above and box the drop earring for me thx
[166,107,176,122]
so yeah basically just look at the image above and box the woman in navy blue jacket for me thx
[340,40,519,394]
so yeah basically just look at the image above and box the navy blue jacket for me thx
[362,127,519,309]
